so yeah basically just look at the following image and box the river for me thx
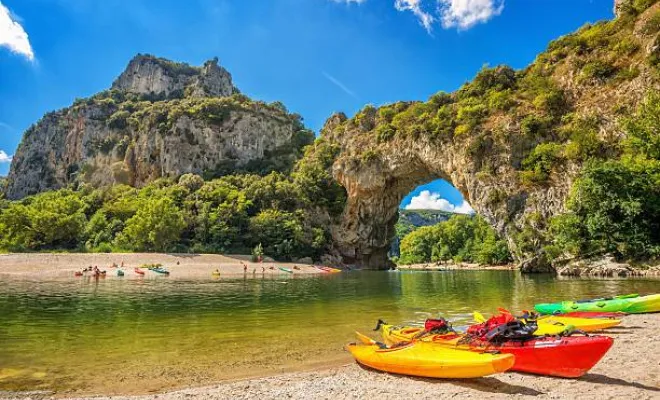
[0,270,658,395]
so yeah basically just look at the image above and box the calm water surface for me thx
[1,271,659,395]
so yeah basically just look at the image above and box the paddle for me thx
[355,331,377,345]
[355,332,389,349]
[473,311,486,323]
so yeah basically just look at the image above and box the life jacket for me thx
[467,310,538,343]
[424,318,451,333]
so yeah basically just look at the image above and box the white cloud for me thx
[0,150,13,163]
[453,200,475,214]
[405,190,475,214]
[395,0,435,33]
[0,1,34,61]
[438,0,505,30]
[330,0,504,32]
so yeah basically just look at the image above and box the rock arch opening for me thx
[390,179,475,260]
[329,142,496,270]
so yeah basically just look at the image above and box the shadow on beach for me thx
[580,373,660,392]
[356,364,545,396]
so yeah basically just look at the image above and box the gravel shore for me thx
[1,314,658,400]
[0,253,325,279]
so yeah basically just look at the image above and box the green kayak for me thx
[278,267,293,274]
[535,293,660,315]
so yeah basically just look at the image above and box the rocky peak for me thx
[111,54,235,99]
[615,0,626,17]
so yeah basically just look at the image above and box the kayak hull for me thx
[537,315,621,333]
[382,325,613,378]
[346,341,514,379]
[535,294,660,315]
[151,268,170,275]
[494,335,613,378]
[556,311,626,319]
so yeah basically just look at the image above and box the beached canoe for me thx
[535,293,660,315]
[380,324,613,378]
[320,266,341,273]
[151,267,170,275]
[554,311,626,319]
[278,267,293,274]
[536,315,621,333]
[347,334,514,379]
[134,268,145,276]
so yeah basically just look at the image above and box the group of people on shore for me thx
[79,265,107,277]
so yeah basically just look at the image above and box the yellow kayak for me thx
[535,315,620,334]
[347,334,514,379]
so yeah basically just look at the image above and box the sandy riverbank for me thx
[0,253,328,279]
[397,262,516,271]
[2,314,658,400]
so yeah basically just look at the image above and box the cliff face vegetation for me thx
[323,1,660,271]
[5,55,313,200]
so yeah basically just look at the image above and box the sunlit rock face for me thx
[614,0,632,17]
[111,55,235,99]
[5,56,310,200]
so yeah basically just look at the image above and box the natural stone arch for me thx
[326,113,545,271]
[320,1,659,271]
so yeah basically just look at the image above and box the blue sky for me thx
[0,0,615,209]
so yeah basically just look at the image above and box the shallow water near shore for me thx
[1,270,659,395]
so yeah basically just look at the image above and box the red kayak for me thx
[134,268,145,276]
[555,311,626,319]
[427,333,613,378]
[476,335,613,378]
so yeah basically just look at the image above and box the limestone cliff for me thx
[323,2,660,271]
[111,55,235,99]
[5,55,313,199]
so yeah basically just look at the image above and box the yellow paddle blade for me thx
[473,311,487,323]
[355,331,376,345]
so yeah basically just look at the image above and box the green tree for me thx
[0,190,87,251]
[248,209,304,260]
[116,197,186,252]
